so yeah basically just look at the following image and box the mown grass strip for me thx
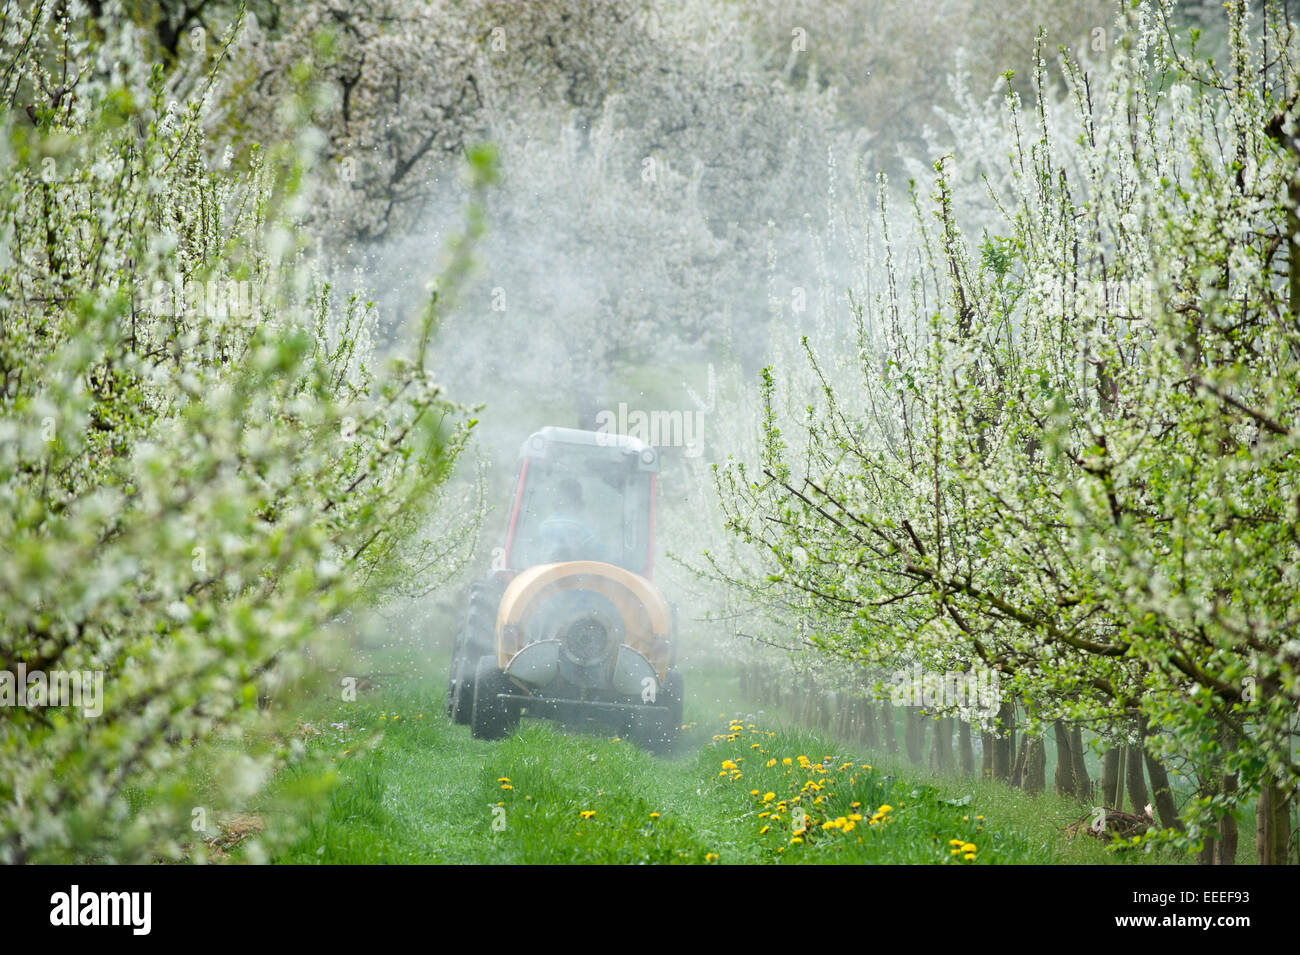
[259,671,1176,864]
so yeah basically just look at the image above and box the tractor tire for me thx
[447,580,500,725]
[470,655,519,740]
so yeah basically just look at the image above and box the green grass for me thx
[238,657,1193,864]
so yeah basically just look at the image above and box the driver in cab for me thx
[539,477,603,563]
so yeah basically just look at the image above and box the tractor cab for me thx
[501,427,657,578]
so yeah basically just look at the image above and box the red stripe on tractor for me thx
[501,458,529,570]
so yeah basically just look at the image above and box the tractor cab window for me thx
[507,449,652,576]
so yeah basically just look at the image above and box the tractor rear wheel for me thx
[470,655,519,740]
[448,580,499,725]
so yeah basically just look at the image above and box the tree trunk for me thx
[1125,743,1150,818]
[1009,735,1029,789]
[958,721,975,776]
[861,698,877,748]
[1143,748,1182,831]
[992,702,1014,781]
[1257,775,1291,865]
[880,702,896,754]
[1006,704,1016,770]
[980,731,994,779]
[933,716,953,773]
[904,708,923,765]
[1216,726,1238,865]
[1069,725,1092,799]
[1100,747,1121,807]
[1024,736,1047,794]
[1053,721,1075,797]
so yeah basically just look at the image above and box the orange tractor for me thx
[446,427,683,750]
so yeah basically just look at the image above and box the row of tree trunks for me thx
[737,664,1276,863]
[737,666,1188,836]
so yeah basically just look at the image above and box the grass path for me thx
[239,656,1191,864]
[233,649,1196,867]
